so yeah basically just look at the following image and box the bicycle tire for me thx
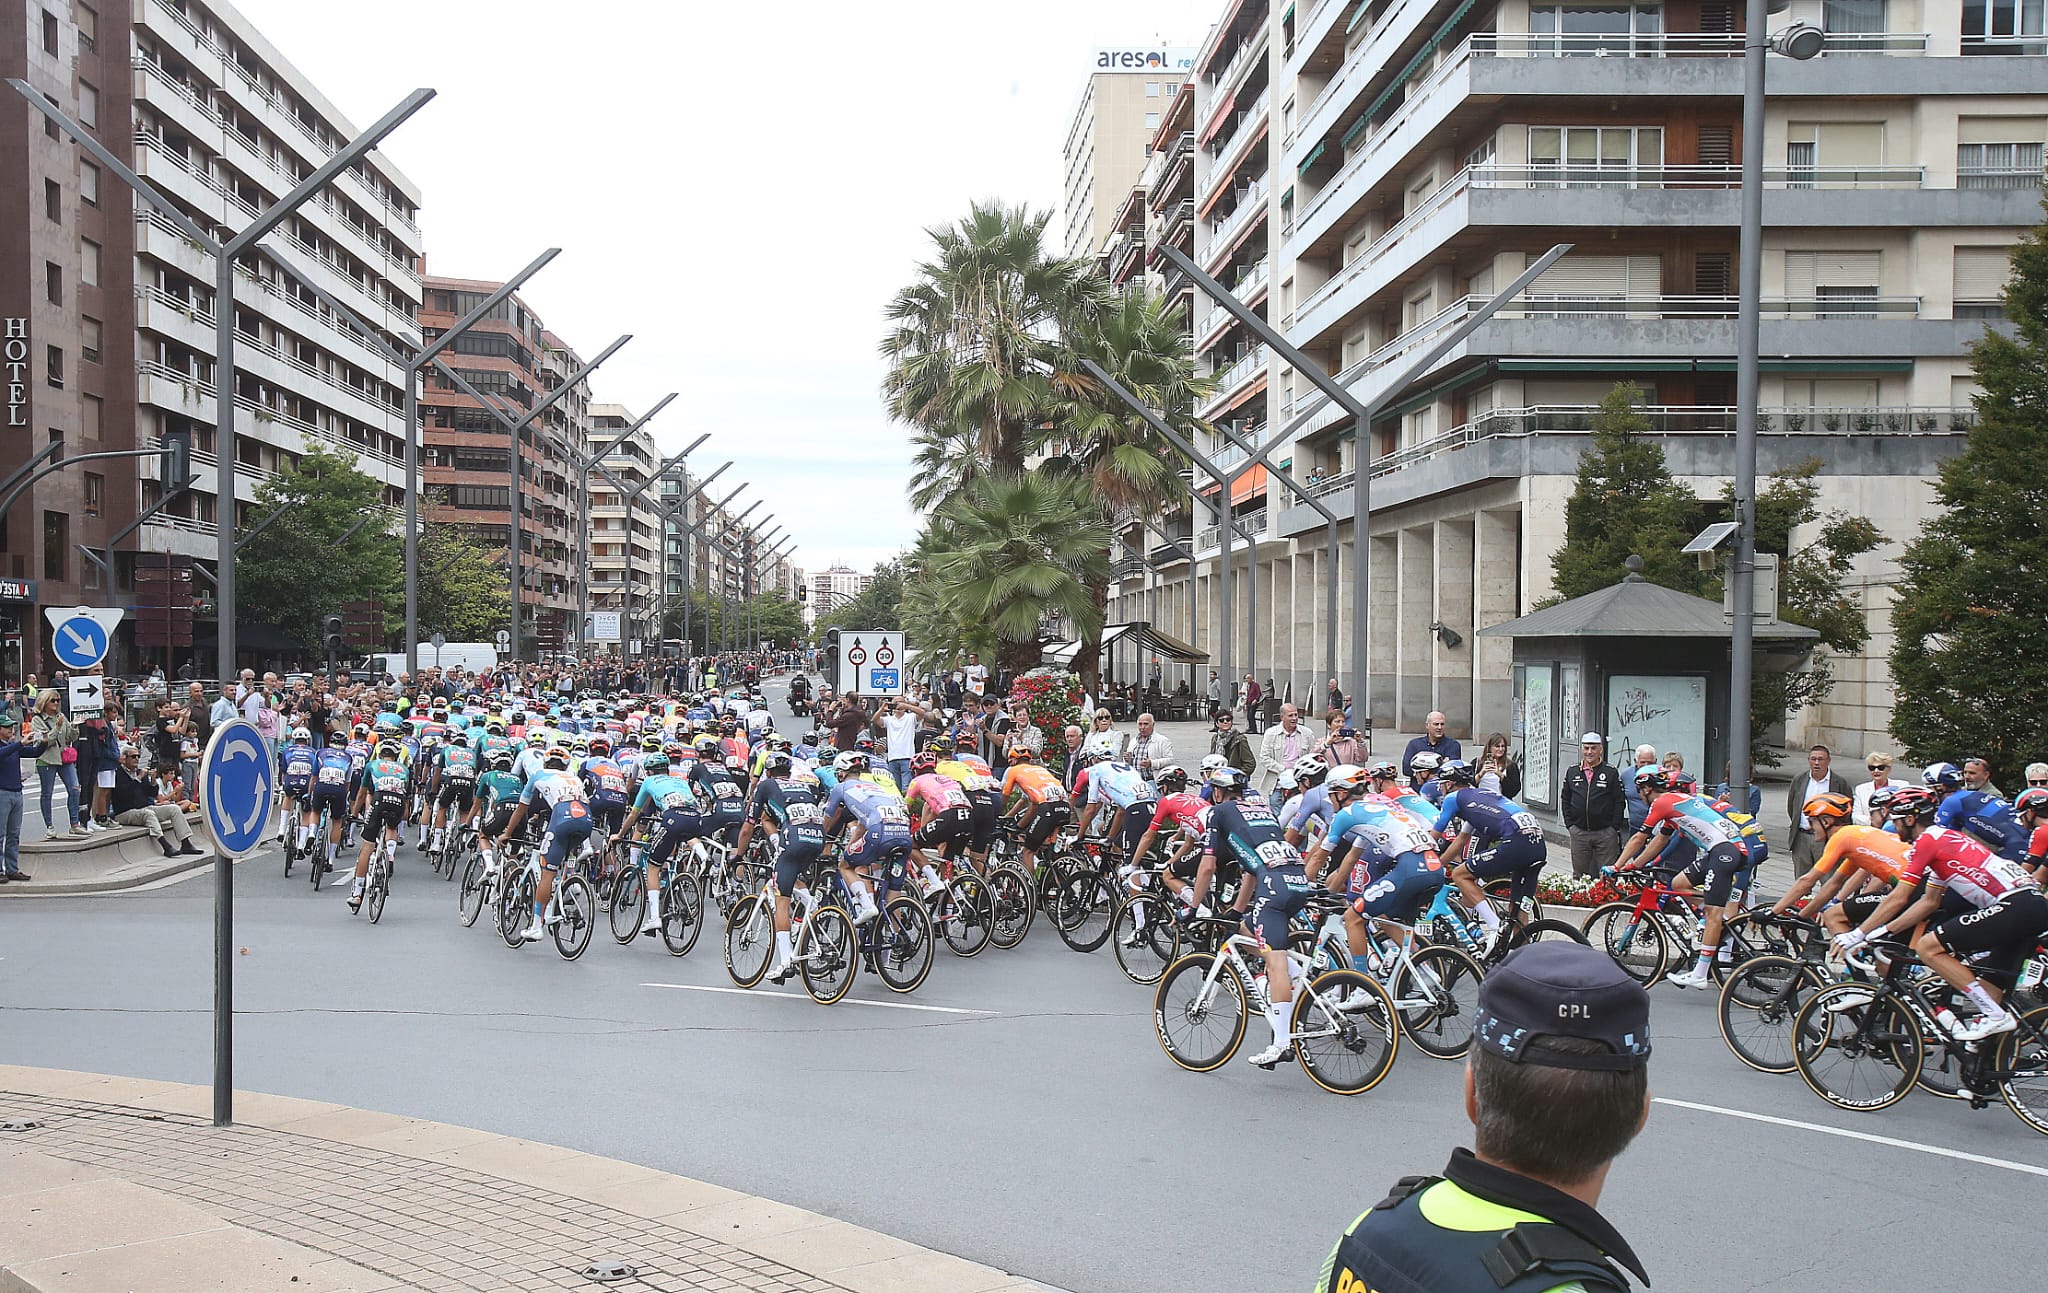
[365,866,387,924]
[457,856,489,927]
[798,905,857,1004]
[1792,984,1922,1112]
[1994,1004,2048,1137]
[1900,985,1968,1100]
[987,866,1034,949]
[1511,918,1589,949]
[1391,943,1484,1060]
[661,873,705,958]
[551,875,596,961]
[1582,902,1669,985]
[1112,893,1181,985]
[1292,970,1399,1096]
[498,873,532,949]
[608,870,647,945]
[1152,953,1247,1072]
[1056,871,1114,953]
[282,831,295,878]
[872,897,935,994]
[723,896,773,988]
[1717,955,1823,1074]
[938,875,994,958]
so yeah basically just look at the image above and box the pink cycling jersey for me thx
[906,772,967,813]
[1903,825,2040,908]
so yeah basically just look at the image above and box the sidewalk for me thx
[0,1066,1065,1293]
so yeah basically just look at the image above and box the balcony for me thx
[1203,86,1271,198]
[1211,24,1271,103]
[1200,344,1269,417]
[1204,175,1269,263]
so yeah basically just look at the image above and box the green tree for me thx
[408,503,510,642]
[1891,206,2048,787]
[237,445,398,649]
[818,561,904,635]
[1548,384,1706,601]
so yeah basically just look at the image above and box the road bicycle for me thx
[1048,833,1127,953]
[355,830,396,925]
[1792,940,2048,1135]
[493,842,597,961]
[1423,882,1586,965]
[782,858,936,1003]
[1715,913,1831,1074]
[1110,867,1182,984]
[1582,865,1774,986]
[724,874,822,988]
[1302,891,1488,1061]
[1153,913,1399,1095]
[606,833,706,956]
[906,855,995,957]
[299,800,344,889]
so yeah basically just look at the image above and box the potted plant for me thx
[1785,411,1806,432]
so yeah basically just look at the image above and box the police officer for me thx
[1314,942,1652,1293]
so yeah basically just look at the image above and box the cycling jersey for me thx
[634,773,697,814]
[310,748,353,793]
[581,757,630,807]
[1149,792,1209,837]
[1902,826,2040,908]
[1279,784,1335,842]
[1639,792,1748,856]
[906,772,968,814]
[1935,788,2030,863]
[476,768,524,808]
[1812,824,1909,884]
[279,743,316,790]
[437,743,479,784]
[688,759,748,820]
[1435,789,1545,849]
[1002,764,1068,806]
[1086,761,1149,810]
[936,756,998,793]
[1202,797,1299,876]
[1330,797,1440,872]
[824,777,913,847]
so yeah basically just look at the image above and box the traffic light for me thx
[323,614,344,654]
[823,627,840,688]
[160,428,191,491]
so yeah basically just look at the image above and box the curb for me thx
[0,1065,1068,1293]
[0,851,217,898]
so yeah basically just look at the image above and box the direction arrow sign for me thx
[836,631,904,696]
[199,718,275,859]
[48,604,124,670]
[67,675,102,716]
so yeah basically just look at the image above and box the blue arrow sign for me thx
[200,718,275,859]
[51,614,110,670]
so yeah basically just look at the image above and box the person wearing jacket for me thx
[77,704,123,831]
[1257,704,1314,795]
[1209,710,1255,777]
[109,744,202,858]
[28,691,83,836]
[0,714,50,881]
[1562,734,1626,878]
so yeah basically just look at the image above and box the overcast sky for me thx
[233,0,1217,579]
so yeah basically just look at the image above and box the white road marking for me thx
[1654,1097,2048,1178]
[641,982,995,1015]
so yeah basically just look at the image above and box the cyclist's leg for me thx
[1921,890,2048,1035]
[1671,843,1745,984]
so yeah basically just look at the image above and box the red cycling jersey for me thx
[1902,825,2040,908]
[1149,792,1208,837]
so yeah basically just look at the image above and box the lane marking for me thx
[1653,1097,2048,1178]
[641,982,995,1015]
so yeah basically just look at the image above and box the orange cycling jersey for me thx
[1002,763,1067,806]
[1813,824,1909,884]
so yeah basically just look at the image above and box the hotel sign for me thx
[4,318,26,427]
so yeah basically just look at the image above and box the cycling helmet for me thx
[1366,758,1401,782]
[695,735,721,755]
[327,730,348,746]
[1922,761,1964,791]
[1867,785,1899,816]
[570,736,591,755]
[1275,770,1299,795]
[1199,753,1227,776]
[641,736,663,753]
[351,722,370,740]
[1154,765,1189,791]
[1291,755,1329,783]
[1670,771,1700,793]
[1886,785,1940,821]
[376,740,402,762]
[910,751,938,775]
[527,731,549,749]
[542,745,571,771]
[643,751,670,774]
[2016,787,2048,818]
[834,750,869,776]
[1409,751,1442,775]
[588,735,611,756]
[1208,766,1247,793]
[1074,748,1105,768]
[1632,765,1668,794]
[1802,792,1853,825]
[1326,764,1372,795]
[925,735,955,756]
[290,726,311,743]
[1438,758,1476,787]
[429,707,448,723]
[854,734,877,753]
[664,741,690,762]
[486,748,514,772]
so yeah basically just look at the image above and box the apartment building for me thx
[1062,46,1197,260]
[806,564,870,626]
[2,0,423,677]
[584,403,661,637]
[419,278,587,655]
[1110,0,2043,794]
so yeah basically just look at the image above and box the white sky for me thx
[232,0,1219,579]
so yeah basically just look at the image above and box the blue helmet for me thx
[1922,761,1964,791]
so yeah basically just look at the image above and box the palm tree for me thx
[913,472,1110,675]
[881,202,1109,485]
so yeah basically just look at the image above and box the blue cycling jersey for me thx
[279,744,316,786]
[1087,761,1150,809]
[1936,788,2030,862]
[1202,797,1300,875]
[1329,797,1439,872]
[752,777,827,846]
[633,773,698,813]
[310,747,353,791]
[1279,784,1335,839]
[823,778,912,840]
[1435,789,1544,848]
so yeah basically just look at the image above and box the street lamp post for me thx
[571,397,681,658]
[657,466,733,655]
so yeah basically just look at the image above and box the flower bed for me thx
[1010,668,1084,774]
[1533,871,1632,910]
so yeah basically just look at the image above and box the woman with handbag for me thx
[29,691,84,836]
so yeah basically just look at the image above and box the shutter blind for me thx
[1954,247,2014,301]
[1821,123,1885,167]
[1698,126,1734,167]
[1959,116,2048,145]
[1786,251,1880,294]
[1533,256,1630,294]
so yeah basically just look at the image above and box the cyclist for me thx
[1368,758,1437,823]
[473,748,525,881]
[1130,766,1208,907]
[579,735,632,868]
[2017,787,2048,883]
[1408,750,1446,804]
[689,735,750,871]
[1926,761,2031,863]
[494,744,593,945]
[999,747,1071,880]
[1278,756,1336,851]
[346,738,410,913]
[1202,767,1310,1068]
[904,751,971,878]
[746,749,827,982]
[427,732,480,859]
[308,731,355,881]
[821,750,912,926]
[619,749,701,939]
[277,727,317,849]
[934,739,1002,874]
[1836,785,2048,1041]
[1610,767,1751,988]
[1075,752,1154,862]
[1433,759,1548,955]
[1311,765,1446,974]
[1767,792,1910,948]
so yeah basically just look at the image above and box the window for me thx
[83,473,102,517]
[1405,287,1436,329]
[46,345,63,388]
[1695,252,1733,297]
[44,179,60,222]
[81,393,101,439]
[451,485,510,509]
[1784,250,1882,316]
[1166,81,1180,96]
[45,262,62,306]
[1964,0,2046,51]
[1957,118,2047,187]
[1822,0,1887,33]
[1145,81,1160,96]
[1954,245,2015,318]
[78,80,96,128]
[76,4,96,50]
[1528,5,1663,55]
[44,512,66,582]
[1145,112,1160,129]
[1525,253,1663,315]
[42,10,58,55]
[80,238,99,286]
[1785,122,1884,187]
[80,162,98,206]
[81,317,100,364]
[1527,125,1663,185]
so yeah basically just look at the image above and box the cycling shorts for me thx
[480,803,517,841]
[1353,855,1442,923]
[1250,864,1311,950]
[435,779,476,812]
[966,789,1001,853]
[1118,801,1155,854]
[365,795,408,836]
[1684,842,1751,908]
[281,779,311,802]
[308,784,348,818]
[647,807,704,865]
[540,800,594,870]
[1022,801,1072,851]
[1934,888,2048,978]
[844,829,911,876]
[773,837,825,900]
[1464,835,1546,882]
[913,806,972,852]
[1837,892,1886,926]
[590,800,627,836]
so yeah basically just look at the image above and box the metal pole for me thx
[1210,418,1343,698]
[1729,0,1768,809]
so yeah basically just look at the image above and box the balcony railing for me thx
[1205,175,1269,254]
[1145,131,1197,193]
[1959,165,2048,188]
[1204,344,1269,400]
[1205,85,1270,182]
[1212,24,1270,100]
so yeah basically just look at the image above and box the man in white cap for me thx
[1561,733,1625,878]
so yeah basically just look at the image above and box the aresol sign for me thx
[4,319,27,428]
[1093,47,1197,73]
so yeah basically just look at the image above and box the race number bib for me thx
[786,802,824,826]
[875,802,911,826]
[318,765,347,786]
[1255,839,1301,871]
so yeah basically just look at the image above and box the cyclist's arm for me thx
[1855,874,1931,940]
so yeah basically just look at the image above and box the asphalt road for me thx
[4,675,2044,1293]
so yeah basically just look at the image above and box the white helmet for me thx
[1199,753,1227,775]
[290,726,311,743]
[1410,751,1442,773]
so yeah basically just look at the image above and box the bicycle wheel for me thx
[1483,879,1542,925]
[1717,955,1823,1074]
[938,876,994,958]
[1995,1005,2048,1137]
[365,865,387,924]
[987,866,1034,949]
[723,896,774,988]
[498,873,532,949]
[1793,985,1922,1112]
[608,870,647,945]
[1581,903,1669,985]
[1292,970,1399,1096]
[1511,918,1589,948]
[1112,894,1182,985]
[1390,943,1484,1060]
[660,873,705,958]
[798,905,857,1005]
[282,831,296,878]
[872,897,935,994]
[552,875,596,961]
[1152,953,1247,1072]
[458,856,489,927]
[1056,871,1114,953]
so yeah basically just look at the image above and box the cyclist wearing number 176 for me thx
[1203,767,1312,1069]
[1433,760,1548,955]
[821,750,912,927]
[1309,766,1445,963]
[1613,767,1752,990]
[494,745,592,945]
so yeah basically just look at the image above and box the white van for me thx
[353,643,500,682]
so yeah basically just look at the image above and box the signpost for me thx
[44,604,122,670]
[836,630,905,696]
[66,674,103,716]
[587,611,622,643]
[197,717,276,1127]
[495,629,511,651]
